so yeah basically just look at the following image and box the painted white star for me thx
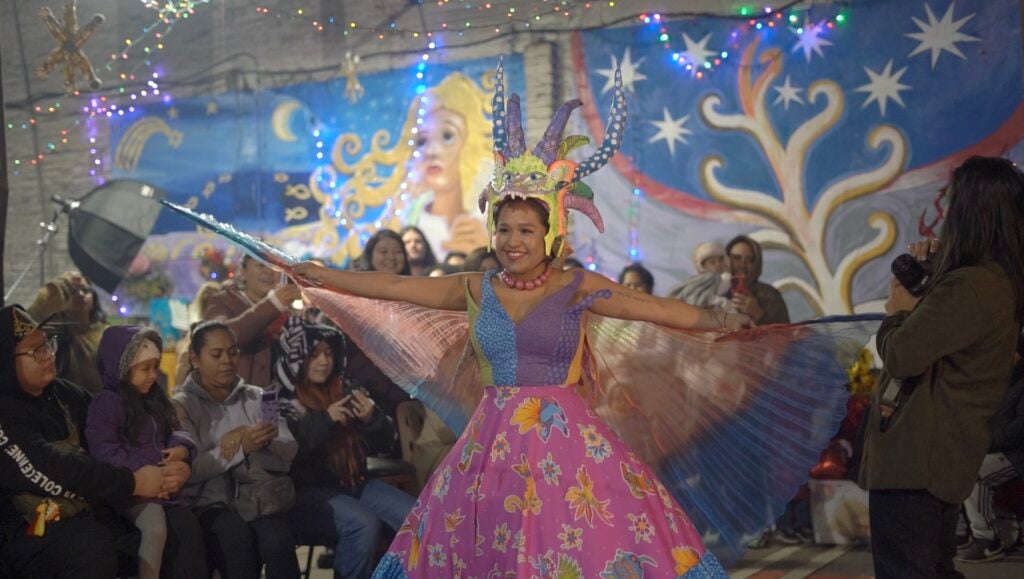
[595,48,646,94]
[855,59,911,117]
[648,107,693,156]
[679,32,715,75]
[906,1,979,69]
[790,20,833,62]
[773,75,805,110]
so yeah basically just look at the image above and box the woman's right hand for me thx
[219,425,247,460]
[908,238,939,261]
[132,465,165,498]
[240,422,277,455]
[326,397,355,425]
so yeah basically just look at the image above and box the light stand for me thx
[2,196,78,303]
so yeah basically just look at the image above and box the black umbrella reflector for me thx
[66,180,165,294]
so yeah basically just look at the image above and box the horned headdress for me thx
[479,58,627,258]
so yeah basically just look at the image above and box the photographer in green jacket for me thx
[860,156,1024,579]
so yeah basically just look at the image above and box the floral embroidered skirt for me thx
[372,385,727,578]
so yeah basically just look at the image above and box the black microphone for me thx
[891,253,931,297]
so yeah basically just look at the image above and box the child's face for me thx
[128,359,160,394]
[701,255,727,274]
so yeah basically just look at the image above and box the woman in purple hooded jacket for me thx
[86,325,206,579]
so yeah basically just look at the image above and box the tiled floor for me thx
[297,542,1024,578]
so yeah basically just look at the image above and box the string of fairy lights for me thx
[8,0,850,275]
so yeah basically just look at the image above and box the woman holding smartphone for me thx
[174,321,300,579]
[269,317,414,579]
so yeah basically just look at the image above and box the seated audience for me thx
[202,255,302,388]
[958,332,1024,562]
[271,318,415,579]
[355,230,412,276]
[668,241,735,310]
[27,271,108,393]
[174,321,300,579]
[726,235,790,324]
[463,247,499,273]
[0,305,177,578]
[442,251,467,269]
[401,226,438,277]
[618,263,655,294]
[87,325,206,579]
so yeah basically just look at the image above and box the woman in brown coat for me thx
[860,156,1024,579]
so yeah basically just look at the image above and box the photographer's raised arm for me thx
[877,270,983,379]
[290,261,474,311]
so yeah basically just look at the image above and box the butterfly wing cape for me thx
[306,288,880,561]
[160,200,298,269]
[163,206,880,561]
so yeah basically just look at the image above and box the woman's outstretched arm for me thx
[290,261,479,311]
[581,270,751,331]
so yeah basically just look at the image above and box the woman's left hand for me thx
[160,446,189,465]
[348,390,376,423]
[885,277,921,315]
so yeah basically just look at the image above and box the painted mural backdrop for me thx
[572,0,1022,318]
[110,56,524,298]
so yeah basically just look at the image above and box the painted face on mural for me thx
[412,108,466,196]
[370,236,407,274]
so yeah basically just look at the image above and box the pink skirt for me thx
[373,384,726,578]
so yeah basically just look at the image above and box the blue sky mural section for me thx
[578,0,1021,208]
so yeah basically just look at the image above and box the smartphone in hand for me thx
[261,390,280,424]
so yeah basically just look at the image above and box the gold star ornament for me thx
[34,1,105,94]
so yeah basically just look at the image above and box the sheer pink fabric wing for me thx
[303,288,482,433]
[581,313,880,557]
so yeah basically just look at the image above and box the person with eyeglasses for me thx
[0,305,183,579]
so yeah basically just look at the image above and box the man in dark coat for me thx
[0,305,175,578]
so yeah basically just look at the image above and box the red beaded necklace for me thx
[499,265,553,291]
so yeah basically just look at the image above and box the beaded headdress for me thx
[479,58,627,258]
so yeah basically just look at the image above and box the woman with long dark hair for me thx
[401,226,438,276]
[861,156,1024,578]
[356,230,411,276]
[272,318,414,579]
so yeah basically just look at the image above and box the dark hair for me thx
[427,264,461,277]
[464,247,499,272]
[618,263,655,293]
[444,252,468,265]
[928,156,1024,321]
[119,334,176,442]
[189,320,234,356]
[563,257,585,270]
[356,230,412,275]
[399,226,438,269]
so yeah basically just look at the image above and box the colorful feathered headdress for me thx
[479,58,627,258]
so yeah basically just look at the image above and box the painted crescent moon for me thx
[271,100,301,142]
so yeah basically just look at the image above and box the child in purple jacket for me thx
[86,326,198,579]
